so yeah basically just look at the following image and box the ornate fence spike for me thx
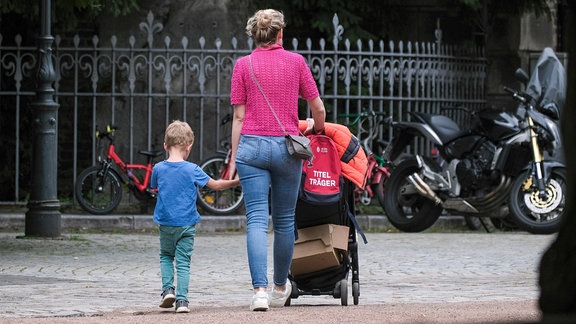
[291,38,298,51]
[140,11,163,48]
[332,14,343,49]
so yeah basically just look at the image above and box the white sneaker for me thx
[270,281,292,307]
[250,291,269,311]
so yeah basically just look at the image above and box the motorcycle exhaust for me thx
[407,173,443,205]
[407,173,481,214]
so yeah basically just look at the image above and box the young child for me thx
[151,120,240,313]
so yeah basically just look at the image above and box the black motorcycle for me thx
[382,48,566,234]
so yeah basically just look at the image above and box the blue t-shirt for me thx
[151,160,210,226]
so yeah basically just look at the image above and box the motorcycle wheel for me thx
[508,167,567,234]
[75,165,123,215]
[197,154,244,215]
[383,157,443,232]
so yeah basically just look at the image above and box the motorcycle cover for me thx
[524,47,567,162]
[525,47,567,117]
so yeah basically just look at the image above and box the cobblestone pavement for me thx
[0,230,554,321]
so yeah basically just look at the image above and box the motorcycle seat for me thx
[413,112,469,144]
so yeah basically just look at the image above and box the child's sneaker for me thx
[270,281,292,307]
[175,300,190,313]
[250,291,269,311]
[159,287,176,308]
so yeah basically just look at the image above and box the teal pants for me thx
[159,225,196,302]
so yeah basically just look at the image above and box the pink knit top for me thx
[230,44,319,136]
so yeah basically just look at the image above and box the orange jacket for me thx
[299,121,369,189]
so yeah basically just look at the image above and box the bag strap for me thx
[248,55,288,136]
[249,55,308,138]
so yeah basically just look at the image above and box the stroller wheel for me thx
[339,279,348,306]
[352,282,360,305]
[289,280,299,298]
[333,280,341,298]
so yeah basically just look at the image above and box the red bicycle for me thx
[75,125,164,214]
[339,111,393,210]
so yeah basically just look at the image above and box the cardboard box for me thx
[290,224,349,276]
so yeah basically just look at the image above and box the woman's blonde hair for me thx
[245,9,285,47]
[164,120,194,149]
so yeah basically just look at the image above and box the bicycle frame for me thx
[97,126,159,195]
[103,143,155,193]
[366,155,391,187]
[355,150,392,205]
[218,149,234,180]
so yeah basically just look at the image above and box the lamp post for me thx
[24,0,61,237]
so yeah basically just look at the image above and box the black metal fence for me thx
[0,12,486,205]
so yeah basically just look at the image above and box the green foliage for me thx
[246,0,384,42]
[445,0,551,45]
[454,0,551,18]
[244,0,551,45]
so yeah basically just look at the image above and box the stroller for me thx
[286,132,367,306]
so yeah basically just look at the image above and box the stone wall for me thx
[97,0,248,48]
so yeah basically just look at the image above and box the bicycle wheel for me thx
[75,165,123,215]
[197,154,244,215]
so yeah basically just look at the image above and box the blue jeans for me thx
[159,225,196,301]
[236,135,302,289]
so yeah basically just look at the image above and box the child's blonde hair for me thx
[164,120,194,149]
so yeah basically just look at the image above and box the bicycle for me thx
[196,113,244,215]
[75,125,164,215]
[338,110,393,210]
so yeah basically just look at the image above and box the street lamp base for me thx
[25,200,61,237]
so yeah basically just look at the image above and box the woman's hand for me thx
[227,161,237,181]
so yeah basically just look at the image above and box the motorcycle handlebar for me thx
[503,86,528,104]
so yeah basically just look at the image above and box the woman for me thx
[229,9,326,311]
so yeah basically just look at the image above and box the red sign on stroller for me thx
[300,135,343,205]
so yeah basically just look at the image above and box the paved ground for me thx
[0,222,555,323]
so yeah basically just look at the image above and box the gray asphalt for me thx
[0,213,555,320]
